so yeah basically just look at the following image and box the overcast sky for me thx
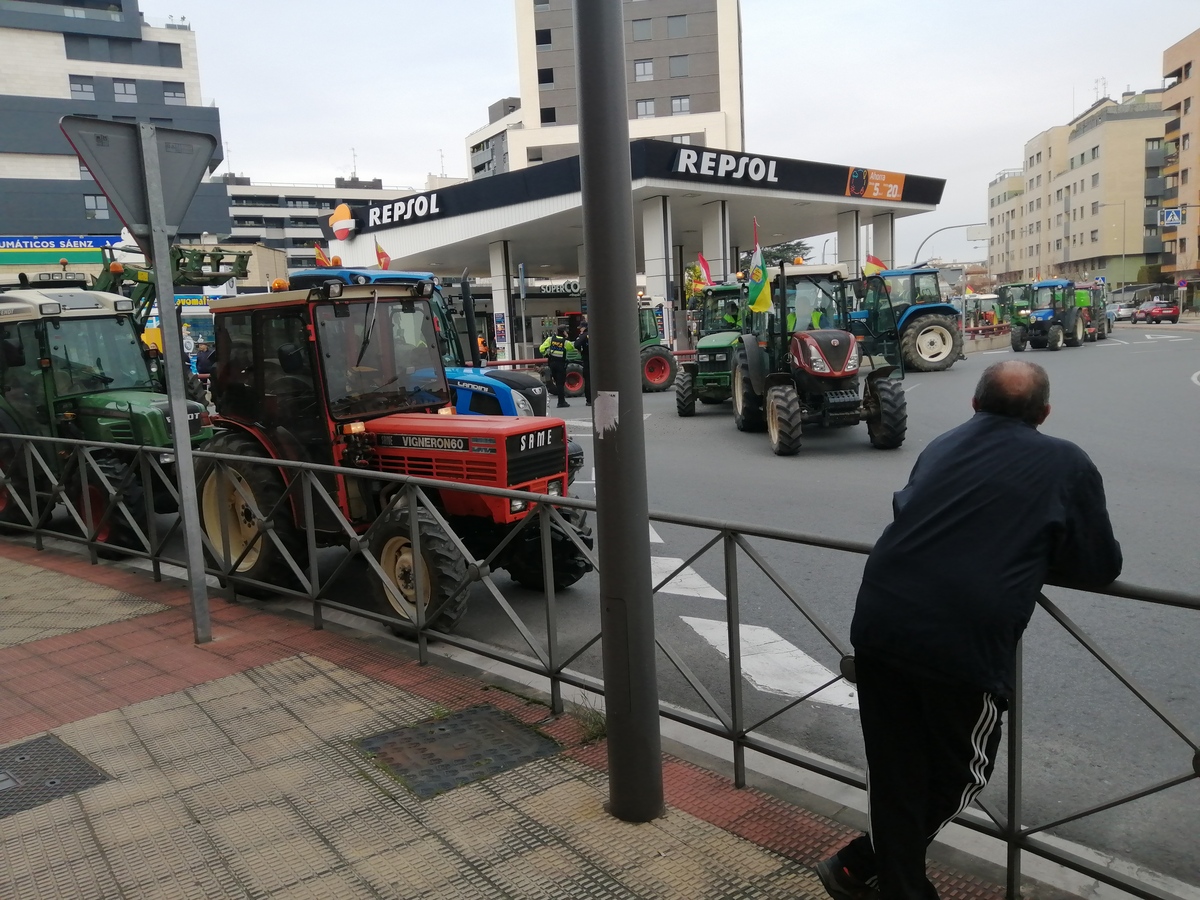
[138,0,1198,264]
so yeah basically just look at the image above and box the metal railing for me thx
[0,431,1195,900]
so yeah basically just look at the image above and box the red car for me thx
[1131,299,1180,324]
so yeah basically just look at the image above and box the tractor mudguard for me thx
[896,303,960,332]
[739,334,769,396]
[681,360,699,377]
[864,365,898,384]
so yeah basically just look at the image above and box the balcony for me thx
[1164,187,1179,201]
[1144,207,1162,226]
[1145,147,1167,167]
[1145,177,1166,196]
[1160,251,1176,267]
[0,0,122,21]
[1144,237,1165,254]
[1165,117,1181,136]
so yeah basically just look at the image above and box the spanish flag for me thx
[313,243,332,268]
[375,239,391,271]
[863,254,886,277]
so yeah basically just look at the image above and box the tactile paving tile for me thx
[358,704,561,799]
[0,734,109,819]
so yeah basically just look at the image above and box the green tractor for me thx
[997,282,1032,325]
[733,264,907,455]
[0,287,213,548]
[1009,278,1105,351]
[635,303,678,391]
[676,282,745,416]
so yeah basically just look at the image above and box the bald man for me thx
[818,361,1121,900]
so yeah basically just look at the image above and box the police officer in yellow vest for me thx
[539,325,575,408]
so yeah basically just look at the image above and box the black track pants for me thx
[837,656,1005,900]
[548,358,567,404]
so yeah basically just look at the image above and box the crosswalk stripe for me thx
[648,523,663,543]
[651,557,723,599]
[681,616,859,709]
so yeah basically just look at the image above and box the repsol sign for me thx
[365,191,443,229]
[672,148,779,183]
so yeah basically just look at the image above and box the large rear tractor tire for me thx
[765,385,803,456]
[185,371,208,406]
[1010,327,1027,352]
[197,431,307,596]
[1065,313,1085,347]
[563,363,586,398]
[732,351,765,432]
[369,507,468,632]
[505,505,594,591]
[865,378,907,450]
[69,455,148,557]
[1046,324,1065,351]
[900,314,962,372]
[640,346,677,392]
[676,371,696,417]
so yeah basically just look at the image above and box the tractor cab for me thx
[851,267,963,372]
[997,282,1032,324]
[675,283,746,415]
[692,283,747,338]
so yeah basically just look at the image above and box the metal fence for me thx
[0,431,1196,900]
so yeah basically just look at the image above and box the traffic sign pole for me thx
[139,125,211,644]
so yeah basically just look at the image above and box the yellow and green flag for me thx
[747,240,771,313]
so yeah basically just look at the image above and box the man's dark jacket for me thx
[851,411,1121,697]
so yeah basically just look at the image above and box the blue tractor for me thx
[853,268,964,372]
[287,268,584,483]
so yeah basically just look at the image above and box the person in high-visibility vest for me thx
[476,333,489,361]
[539,326,575,408]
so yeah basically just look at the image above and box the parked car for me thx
[1112,299,1139,321]
[1131,299,1181,324]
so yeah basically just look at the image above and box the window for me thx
[527,147,543,162]
[1146,196,1160,207]
[1184,134,1192,150]
[1186,62,1193,79]
[634,59,653,82]
[1090,230,1099,242]
[1055,239,1062,250]
[84,195,109,220]
[1181,237,1188,253]
[1091,146,1100,160]
[667,15,687,37]
[1056,189,1063,201]
[539,106,556,124]
[1186,98,1193,115]
[1056,213,1063,225]
[113,79,137,102]
[534,0,549,8]
[535,28,551,47]
[632,18,652,40]
[1091,173,1100,187]
[537,67,554,88]
[671,95,690,115]
[669,55,688,78]
[79,162,92,180]
[1089,201,1098,215]
[1029,155,1034,168]
[69,75,94,100]
[671,134,692,144]
[1183,169,1190,185]
[1147,138,1162,149]
[163,81,186,105]
[1036,198,1041,209]
[1036,151,1042,163]
[635,99,655,118]
[1145,226,1158,237]
[1036,175,1041,186]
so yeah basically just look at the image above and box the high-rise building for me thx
[465,0,743,179]
[0,0,228,274]
[986,91,1168,287]
[1161,27,1200,301]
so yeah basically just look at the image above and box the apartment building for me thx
[987,91,1169,287]
[0,0,229,262]
[466,0,744,178]
[1161,27,1200,299]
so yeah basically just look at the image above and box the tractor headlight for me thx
[807,343,831,373]
[714,353,727,362]
[39,302,61,316]
[512,391,534,416]
[113,299,134,312]
[697,354,710,362]
[510,498,527,513]
[546,480,563,497]
[843,349,859,372]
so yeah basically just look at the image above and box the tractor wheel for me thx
[900,314,963,372]
[369,506,468,632]
[732,351,765,432]
[765,385,803,456]
[1106,318,1113,334]
[185,371,208,405]
[505,505,594,591]
[1065,313,1085,347]
[640,346,677,392]
[1010,327,1027,352]
[563,363,586,398]
[197,431,307,595]
[70,455,148,556]
[1097,320,1108,341]
[676,372,696,417]
[1046,324,1065,351]
[865,379,907,450]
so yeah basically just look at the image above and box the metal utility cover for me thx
[59,116,217,238]
[0,735,110,819]
[359,705,560,799]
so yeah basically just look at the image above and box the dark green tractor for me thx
[676,282,745,416]
[0,288,213,548]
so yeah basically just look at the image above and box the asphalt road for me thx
[121,321,1200,883]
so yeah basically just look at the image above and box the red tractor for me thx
[197,280,591,631]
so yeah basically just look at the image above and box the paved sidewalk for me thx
[0,543,1010,900]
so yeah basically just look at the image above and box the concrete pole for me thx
[573,0,664,823]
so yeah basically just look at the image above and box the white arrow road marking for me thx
[682,616,859,709]
[644,413,652,420]
[1106,338,1129,344]
[1144,333,1194,341]
[651,557,724,599]
[981,349,1010,354]
[649,523,663,543]
[1191,370,1200,387]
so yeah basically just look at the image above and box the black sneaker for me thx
[557,402,570,408]
[815,856,878,900]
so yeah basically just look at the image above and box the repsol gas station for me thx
[321,139,945,360]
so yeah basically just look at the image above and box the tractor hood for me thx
[446,367,548,416]
[363,412,566,454]
[695,330,741,350]
[1029,309,1054,322]
[68,390,210,446]
[791,330,858,373]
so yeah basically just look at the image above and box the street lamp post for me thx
[911,222,987,265]
[821,239,830,264]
